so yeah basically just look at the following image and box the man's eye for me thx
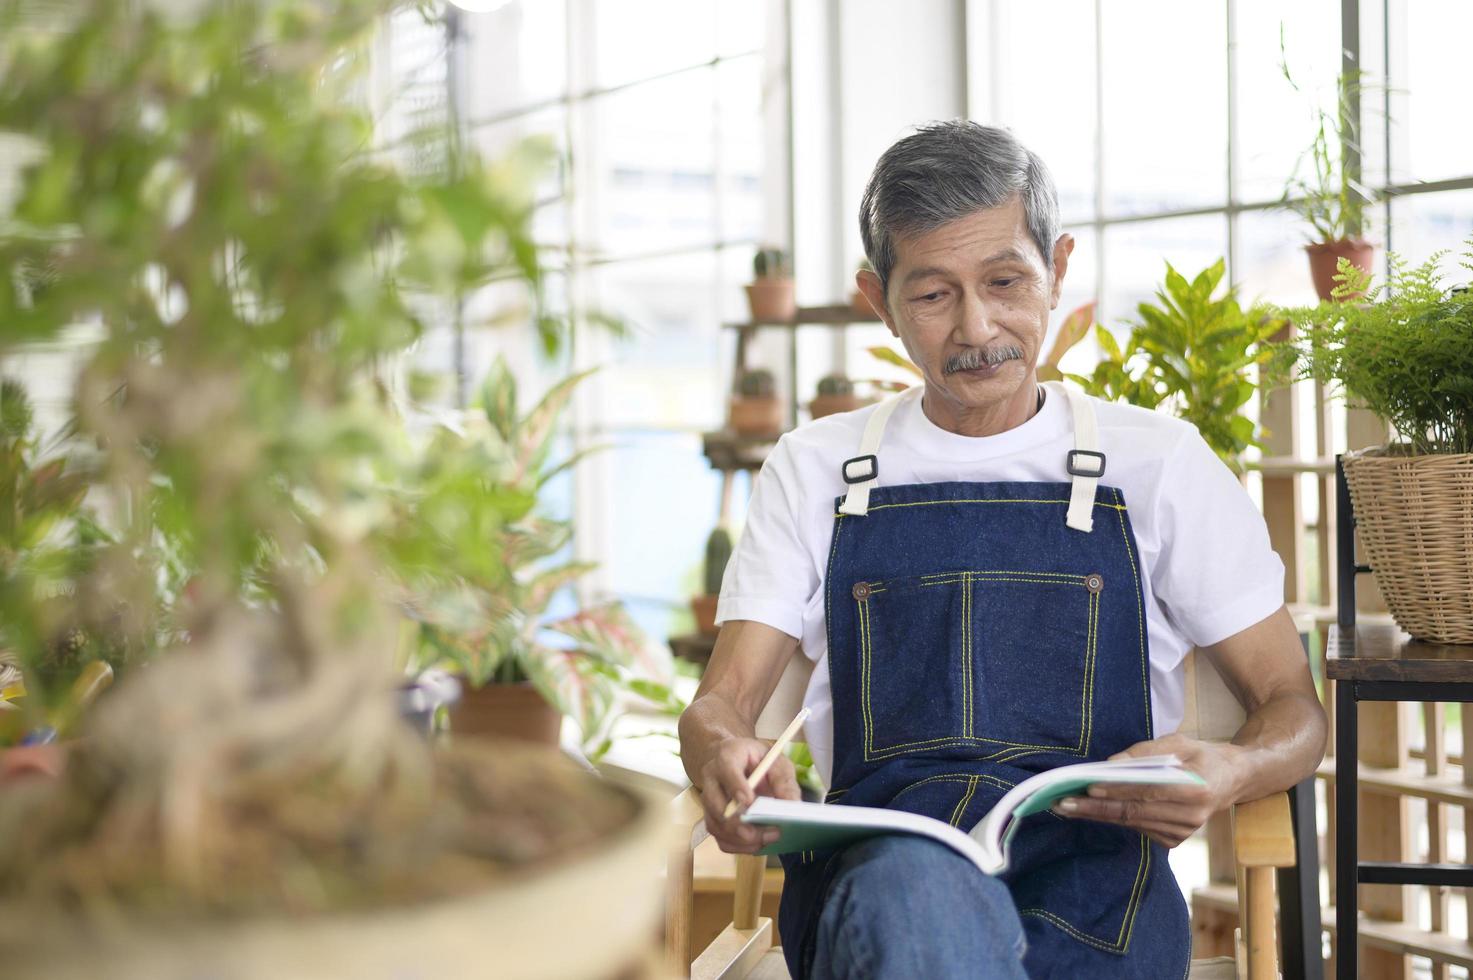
[992,278,1017,288]
[915,292,944,303]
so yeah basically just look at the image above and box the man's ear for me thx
[1049,233,1076,310]
[855,268,898,338]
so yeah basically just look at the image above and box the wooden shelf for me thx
[1195,883,1473,968]
[725,304,881,329]
[1250,455,1340,477]
[703,430,779,472]
[670,632,717,668]
[1317,759,1473,807]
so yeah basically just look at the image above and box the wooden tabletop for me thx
[1326,623,1473,682]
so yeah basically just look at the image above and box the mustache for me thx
[943,345,1025,375]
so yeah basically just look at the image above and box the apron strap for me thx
[1050,380,1105,533]
[837,388,914,517]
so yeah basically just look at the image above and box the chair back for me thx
[755,653,814,740]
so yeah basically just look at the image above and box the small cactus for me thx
[816,374,853,397]
[753,247,790,280]
[737,368,776,399]
[703,527,733,595]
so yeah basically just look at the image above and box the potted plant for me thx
[1283,242,1473,643]
[689,526,732,637]
[850,258,877,318]
[810,373,871,419]
[403,359,678,752]
[1280,58,1378,301]
[729,367,784,436]
[746,245,796,322]
[0,3,669,975]
[1069,260,1286,472]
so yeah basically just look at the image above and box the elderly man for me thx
[678,120,1326,979]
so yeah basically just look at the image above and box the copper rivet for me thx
[1085,574,1104,594]
[852,582,871,600]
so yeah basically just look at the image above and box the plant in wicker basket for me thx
[1283,240,1473,643]
[0,2,667,975]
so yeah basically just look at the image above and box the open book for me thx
[740,755,1205,875]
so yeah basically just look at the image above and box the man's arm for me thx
[1056,605,1327,847]
[678,619,804,853]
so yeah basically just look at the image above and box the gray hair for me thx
[859,120,1061,300]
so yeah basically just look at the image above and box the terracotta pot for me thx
[745,278,796,322]
[690,594,719,636]
[728,396,785,436]
[449,680,561,746]
[810,393,872,419]
[1305,238,1375,302]
[848,288,876,319]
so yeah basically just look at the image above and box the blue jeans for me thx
[809,836,1029,980]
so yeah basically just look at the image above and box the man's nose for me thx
[953,290,1005,344]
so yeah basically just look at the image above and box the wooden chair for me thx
[667,649,1309,980]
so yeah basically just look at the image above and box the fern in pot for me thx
[1283,241,1473,642]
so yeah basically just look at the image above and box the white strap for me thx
[1050,381,1102,533]
[837,388,916,516]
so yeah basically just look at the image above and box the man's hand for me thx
[699,736,802,854]
[1052,733,1243,848]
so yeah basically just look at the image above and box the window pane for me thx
[599,431,723,617]
[1101,1,1227,216]
[461,0,567,118]
[717,0,765,57]
[1234,0,1341,205]
[1399,0,1473,183]
[1100,215,1228,327]
[1052,225,1098,378]
[593,0,716,90]
[985,0,1098,223]
[590,73,717,258]
[1389,191,1473,287]
[719,56,763,243]
[471,107,569,248]
[590,252,722,430]
[1236,208,1321,308]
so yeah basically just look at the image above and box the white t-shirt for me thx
[716,386,1285,787]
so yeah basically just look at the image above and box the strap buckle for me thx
[842,454,878,485]
[1066,450,1106,478]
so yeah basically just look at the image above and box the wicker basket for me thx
[1342,448,1473,643]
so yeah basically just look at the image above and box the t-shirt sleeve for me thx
[1150,427,1286,648]
[715,435,815,640]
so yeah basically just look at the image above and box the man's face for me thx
[858,196,1073,416]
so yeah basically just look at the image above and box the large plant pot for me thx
[1305,238,1375,301]
[1,741,668,980]
[1342,448,1473,643]
[690,594,719,636]
[449,679,562,746]
[745,279,796,322]
[728,396,785,437]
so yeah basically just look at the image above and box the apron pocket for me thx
[855,570,1100,761]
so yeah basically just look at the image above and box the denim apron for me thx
[777,381,1189,979]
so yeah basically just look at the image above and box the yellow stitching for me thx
[1083,591,1098,754]
[852,498,1130,514]
[962,572,972,738]
[1017,834,1149,955]
[824,514,843,674]
[1113,487,1151,736]
[950,775,981,826]
[860,595,866,748]
[888,771,1019,802]
[861,571,1097,759]
[825,786,849,800]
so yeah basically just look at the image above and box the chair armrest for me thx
[1231,791,1294,980]
[673,785,711,852]
[1231,791,1295,868]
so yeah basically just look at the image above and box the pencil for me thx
[722,706,811,820]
